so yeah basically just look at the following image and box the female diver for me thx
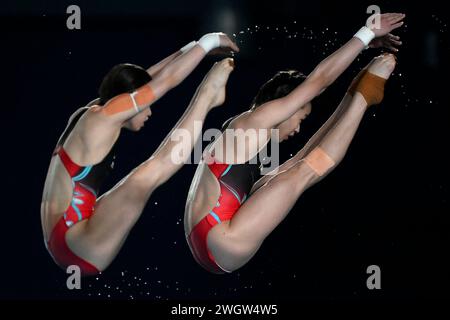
[41,33,238,275]
[184,13,405,273]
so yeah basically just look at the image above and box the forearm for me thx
[313,12,405,86]
[153,33,230,92]
[146,51,182,78]
[310,37,366,88]
[244,29,372,130]
[153,45,207,93]
[147,40,200,78]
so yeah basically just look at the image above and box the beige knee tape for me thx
[304,147,335,176]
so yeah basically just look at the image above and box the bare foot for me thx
[202,58,235,108]
[366,53,397,80]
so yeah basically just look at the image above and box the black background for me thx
[1,0,449,303]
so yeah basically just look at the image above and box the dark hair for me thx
[98,63,152,105]
[251,70,307,109]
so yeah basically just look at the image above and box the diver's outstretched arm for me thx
[233,13,404,132]
[98,33,239,126]
[146,40,200,77]
[68,59,235,272]
[209,54,397,273]
[146,50,182,78]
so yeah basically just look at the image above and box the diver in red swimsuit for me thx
[41,33,238,275]
[185,13,404,273]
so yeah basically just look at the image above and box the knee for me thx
[208,226,258,273]
[302,147,336,179]
[85,251,113,274]
[212,241,257,273]
[273,160,319,191]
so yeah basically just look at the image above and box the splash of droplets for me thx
[79,264,271,300]
[231,21,439,114]
[232,20,314,50]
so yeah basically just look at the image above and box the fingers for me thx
[391,21,404,30]
[389,13,406,24]
[386,13,405,21]
[386,34,402,46]
[387,33,401,41]
[386,45,399,53]
[382,39,399,52]
[208,45,239,57]
[219,34,240,52]
[208,47,232,56]
[229,40,240,52]
[382,13,397,21]
[384,37,402,52]
[390,38,402,46]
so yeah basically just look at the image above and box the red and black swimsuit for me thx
[46,108,116,275]
[187,118,262,274]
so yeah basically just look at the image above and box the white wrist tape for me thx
[180,40,197,53]
[353,26,375,47]
[198,33,221,53]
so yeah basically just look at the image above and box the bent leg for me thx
[208,93,370,272]
[209,55,396,272]
[64,60,234,272]
[208,160,318,272]
[65,161,161,271]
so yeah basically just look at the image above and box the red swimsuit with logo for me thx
[46,108,115,276]
[187,153,261,274]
